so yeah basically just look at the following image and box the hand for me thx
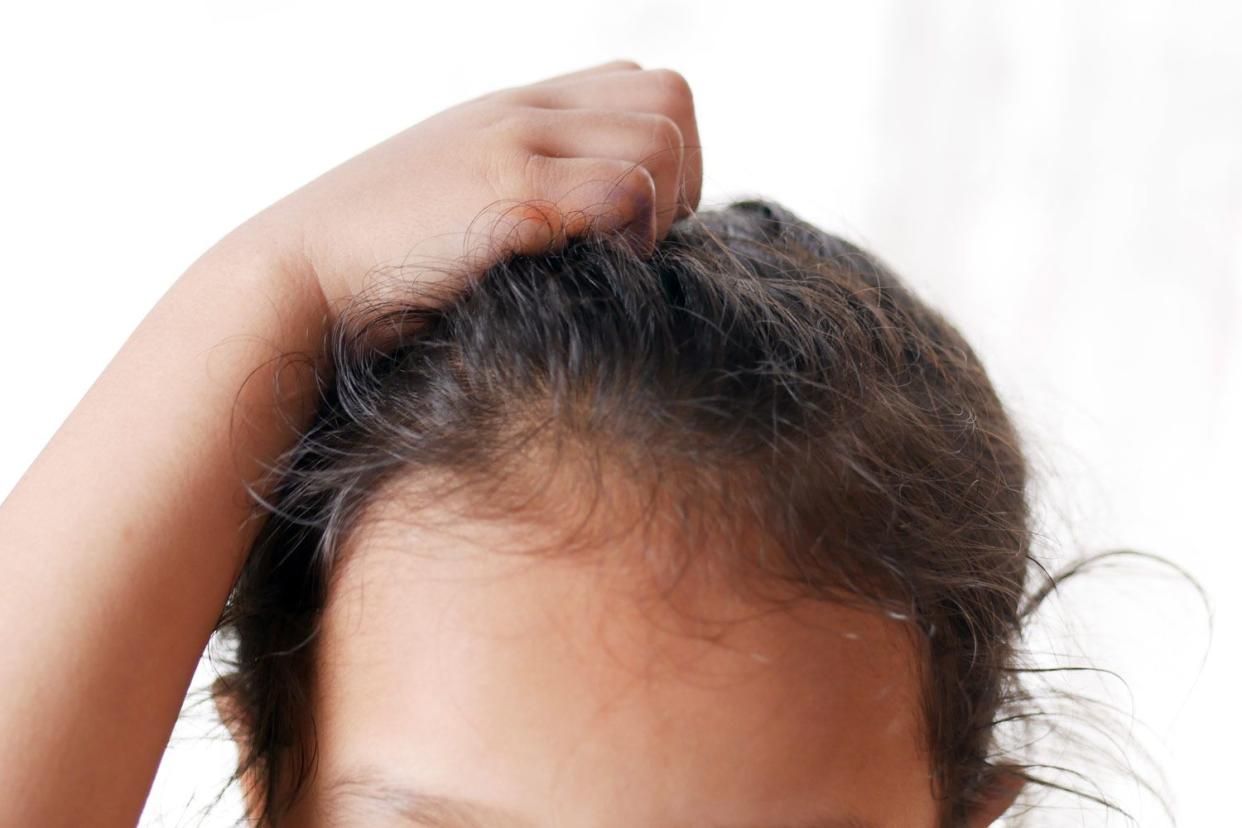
[253,60,703,314]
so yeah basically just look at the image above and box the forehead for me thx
[304,502,936,827]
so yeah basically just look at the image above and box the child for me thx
[2,61,1072,826]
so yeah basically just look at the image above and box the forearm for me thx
[0,223,325,826]
[0,60,700,825]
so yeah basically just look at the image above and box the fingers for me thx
[524,109,684,241]
[514,68,702,219]
[493,158,657,258]
[488,64,701,257]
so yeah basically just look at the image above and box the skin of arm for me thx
[0,60,700,826]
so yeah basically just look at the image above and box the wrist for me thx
[179,215,334,393]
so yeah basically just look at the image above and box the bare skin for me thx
[0,62,1018,826]
[281,494,942,828]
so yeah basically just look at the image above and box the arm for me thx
[0,60,700,825]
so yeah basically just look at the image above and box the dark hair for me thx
[215,199,1136,826]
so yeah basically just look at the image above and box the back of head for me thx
[221,199,1033,825]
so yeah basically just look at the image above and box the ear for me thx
[211,676,266,821]
[966,765,1026,827]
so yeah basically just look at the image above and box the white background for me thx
[1,1,1238,825]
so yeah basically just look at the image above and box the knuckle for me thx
[498,104,537,134]
[489,106,551,151]
[645,114,684,157]
[646,68,694,113]
[586,157,630,192]
[484,143,543,200]
[621,163,656,199]
[656,113,683,142]
[520,152,554,192]
[479,103,522,136]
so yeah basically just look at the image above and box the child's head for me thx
[218,200,1037,826]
